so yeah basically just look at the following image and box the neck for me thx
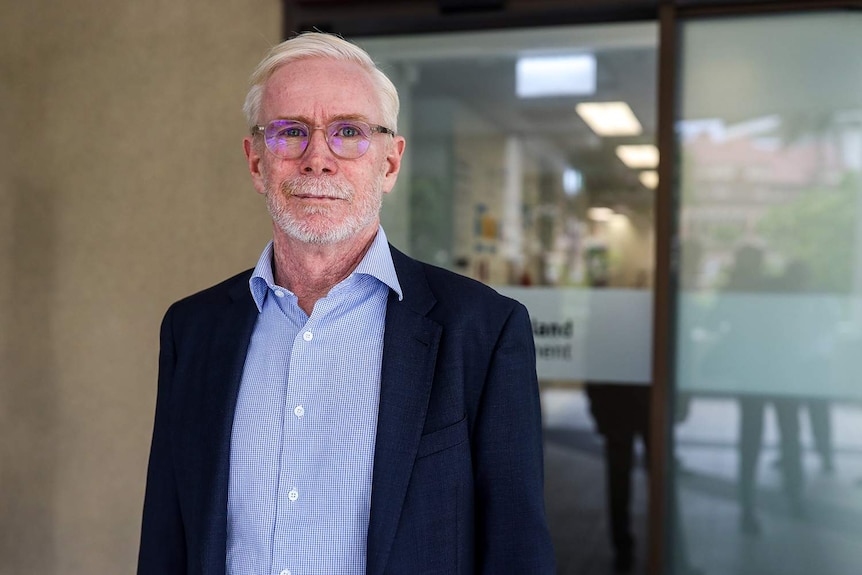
[271,222,379,315]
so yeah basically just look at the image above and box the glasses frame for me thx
[251,119,396,160]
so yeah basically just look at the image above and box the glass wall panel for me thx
[673,11,862,575]
[359,23,657,573]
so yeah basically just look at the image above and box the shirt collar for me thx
[248,226,403,312]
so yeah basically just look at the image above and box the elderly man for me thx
[138,32,555,575]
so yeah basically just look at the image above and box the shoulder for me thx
[164,268,254,322]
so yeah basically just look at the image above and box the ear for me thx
[380,136,406,195]
[244,136,267,195]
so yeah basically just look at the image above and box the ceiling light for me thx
[615,144,659,169]
[516,55,596,98]
[639,170,659,189]
[588,207,614,222]
[576,101,643,137]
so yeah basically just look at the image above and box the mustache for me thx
[281,177,352,200]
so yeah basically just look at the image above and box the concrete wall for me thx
[0,1,280,572]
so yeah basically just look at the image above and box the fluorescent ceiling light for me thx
[615,144,659,169]
[576,101,643,137]
[639,170,659,189]
[516,55,596,98]
[588,207,614,222]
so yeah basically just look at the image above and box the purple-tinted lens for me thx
[264,120,309,158]
[327,122,371,158]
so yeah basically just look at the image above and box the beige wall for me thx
[0,1,280,573]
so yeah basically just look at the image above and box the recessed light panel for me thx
[616,144,659,169]
[576,101,643,137]
[588,207,614,222]
[639,170,659,189]
[516,55,596,98]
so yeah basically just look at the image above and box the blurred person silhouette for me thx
[705,245,805,535]
[584,261,701,574]
[675,238,705,470]
[585,381,650,572]
[770,260,835,475]
[586,381,703,575]
[582,250,647,572]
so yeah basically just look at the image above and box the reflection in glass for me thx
[674,12,862,575]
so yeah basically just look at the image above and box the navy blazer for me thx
[138,246,555,574]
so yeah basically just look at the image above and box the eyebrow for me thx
[273,113,371,125]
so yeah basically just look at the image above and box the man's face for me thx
[243,58,405,246]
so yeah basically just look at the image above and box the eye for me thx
[269,121,307,139]
[280,126,307,138]
[333,123,365,138]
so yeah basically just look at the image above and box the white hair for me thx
[243,31,399,132]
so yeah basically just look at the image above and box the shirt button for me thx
[302,331,313,341]
[274,289,285,298]
[294,405,305,418]
[280,570,292,575]
[288,489,299,502]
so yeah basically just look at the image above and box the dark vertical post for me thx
[648,2,678,575]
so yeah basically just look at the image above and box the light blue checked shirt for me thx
[226,227,402,575]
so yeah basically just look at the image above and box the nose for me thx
[299,127,336,175]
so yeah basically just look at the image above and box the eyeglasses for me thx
[251,119,395,160]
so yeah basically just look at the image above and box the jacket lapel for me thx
[198,273,258,575]
[366,249,441,575]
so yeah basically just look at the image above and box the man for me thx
[138,32,555,575]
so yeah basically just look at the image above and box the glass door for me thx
[672,10,862,575]
[358,22,659,573]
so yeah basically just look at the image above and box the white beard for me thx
[265,175,383,245]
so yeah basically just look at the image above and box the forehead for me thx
[260,57,382,122]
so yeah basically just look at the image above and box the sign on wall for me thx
[495,286,654,384]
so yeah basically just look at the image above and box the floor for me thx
[541,388,862,575]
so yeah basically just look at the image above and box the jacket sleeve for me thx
[473,302,556,573]
[138,304,188,574]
